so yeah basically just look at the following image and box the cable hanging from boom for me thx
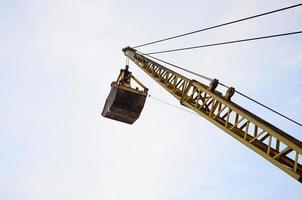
[133,3,302,48]
[142,53,302,127]
[141,52,213,82]
[144,31,302,55]
[148,94,199,116]
[129,3,302,126]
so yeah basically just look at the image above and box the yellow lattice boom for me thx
[123,47,302,183]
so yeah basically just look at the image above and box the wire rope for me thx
[141,54,302,127]
[144,31,302,55]
[133,3,302,48]
[148,95,199,116]
[143,53,212,82]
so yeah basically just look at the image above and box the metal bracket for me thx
[225,87,235,100]
[209,78,219,91]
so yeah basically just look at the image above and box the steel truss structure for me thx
[123,47,302,183]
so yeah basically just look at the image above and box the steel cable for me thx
[133,3,302,48]
[148,95,199,116]
[142,54,302,127]
[144,31,302,55]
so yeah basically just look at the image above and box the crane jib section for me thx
[123,47,302,183]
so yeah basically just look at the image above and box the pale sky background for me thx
[1,0,302,199]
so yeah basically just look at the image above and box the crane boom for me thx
[123,47,302,183]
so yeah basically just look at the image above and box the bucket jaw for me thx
[102,66,148,124]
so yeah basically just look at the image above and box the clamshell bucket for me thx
[102,66,148,124]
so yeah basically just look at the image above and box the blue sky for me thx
[1,0,302,199]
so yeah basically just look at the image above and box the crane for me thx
[102,46,302,183]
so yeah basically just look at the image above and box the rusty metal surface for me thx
[102,82,147,124]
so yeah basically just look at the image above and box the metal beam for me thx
[123,47,302,183]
